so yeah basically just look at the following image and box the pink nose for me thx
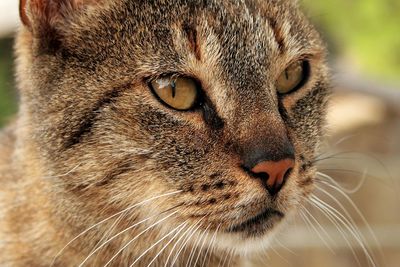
[251,159,295,195]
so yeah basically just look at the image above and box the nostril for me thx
[242,166,269,180]
[276,167,293,190]
[283,167,293,181]
[252,172,270,184]
[245,159,295,195]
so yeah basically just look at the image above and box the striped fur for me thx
[0,0,330,266]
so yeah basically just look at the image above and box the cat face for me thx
[18,0,329,254]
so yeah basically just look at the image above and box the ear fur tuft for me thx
[20,0,31,28]
[19,0,91,31]
[19,0,98,52]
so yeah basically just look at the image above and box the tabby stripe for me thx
[183,22,202,61]
[95,156,135,187]
[64,84,130,149]
[268,17,285,53]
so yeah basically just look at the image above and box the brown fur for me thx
[0,0,330,266]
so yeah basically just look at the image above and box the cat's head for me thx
[18,0,329,254]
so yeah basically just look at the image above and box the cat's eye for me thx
[276,61,309,94]
[150,76,199,111]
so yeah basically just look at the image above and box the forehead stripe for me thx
[267,17,285,54]
[183,22,202,61]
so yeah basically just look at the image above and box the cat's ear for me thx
[19,0,93,31]
[19,0,97,52]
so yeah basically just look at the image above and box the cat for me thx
[0,0,330,266]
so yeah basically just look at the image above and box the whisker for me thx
[209,224,221,267]
[201,224,220,267]
[170,218,205,267]
[185,226,204,267]
[313,150,362,164]
[90,213,125,263]
[50,190,181,266]
[79,211,159,266]
[305,196,361,266]
[217,247,234,267]
[315,181,367,240]
[311,196,377,267]
[315,151,395,192]
[315,178,383,258]
[310,196,365,266]
[317,168,387,186]
[273,235,297,256]
[298,207,314,236]
[311,195,366,246]
[102,210,178,267]
[299,208,335,253]
[255,248,268,266]
[226,247,236,267]
[188,223,211,267]
[139,221,188,267]
[163,219,203,267]
[317,169,368,194]
[330,134,359,147]
[269,240,290,265]
[302,203,337,247]
[43,163,82,180]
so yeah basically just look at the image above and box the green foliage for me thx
[0,38,17,127]
[302,0,400,80]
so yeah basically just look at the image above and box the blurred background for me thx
[0,0,399,266]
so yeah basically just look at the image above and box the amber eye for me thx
[150,76,198,111]
[276,61,309,94]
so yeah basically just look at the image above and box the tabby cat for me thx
[0,0,330,266]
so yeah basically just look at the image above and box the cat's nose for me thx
[237,122,296,195]
[250,159,295,196]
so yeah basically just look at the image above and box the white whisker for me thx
[317,170,367,194]
[201,224,220,267]
[163,220,199,267]
[90,213,125,262]
[299,207,335,253]
[273,236,296,256]
[170,217,205,267]
[306,196,361,266]
[302,204,337,248]
[79,211,161,266]
[103,210,178,267]
[316,175,383,257]
[44,163,82,180]
[311,196,377,267]
[191,223,211,267]
[50,190,181,266]
[217,249,229,267]
[143,221,188,267]
[226,247,235,267]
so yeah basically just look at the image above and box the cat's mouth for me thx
[227,208,284,236]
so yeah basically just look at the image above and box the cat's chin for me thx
[212,211,290,255]
[214,228,280,256]
[227,208,284,236]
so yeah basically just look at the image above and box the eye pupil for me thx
[276,60,308,94]
[171,80,176,98]
[285,69,289,80]
[150,76,198,111]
